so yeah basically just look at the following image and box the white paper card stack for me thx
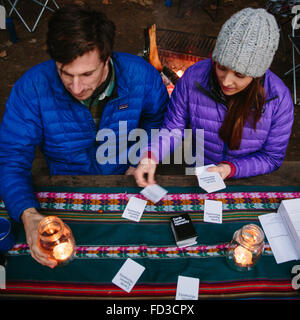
[278,198,300,257]
[258,212,300,264]
[259,198,300,264]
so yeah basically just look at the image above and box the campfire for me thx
[144,25,216,95]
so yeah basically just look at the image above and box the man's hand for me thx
[125,166,136,175]
[134,157,157,187]
[21,208,57,268]
[206,163,231,180]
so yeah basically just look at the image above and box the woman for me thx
[134,7,294,187]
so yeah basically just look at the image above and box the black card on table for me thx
[170,214,198,248]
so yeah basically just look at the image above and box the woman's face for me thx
[214,62,253,96]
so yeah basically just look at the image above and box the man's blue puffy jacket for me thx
[0,52,169,222]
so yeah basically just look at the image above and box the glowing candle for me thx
[234,245,252,266]
[38,216,76,266]
[226,224,264,271]
[44,225,56,235]
[53,242,74,261]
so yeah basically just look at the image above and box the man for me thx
[0,4,168,267]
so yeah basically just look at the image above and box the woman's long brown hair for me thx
[218,75,266,150]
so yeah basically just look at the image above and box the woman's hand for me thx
[134,157,157,188]
[206,163,231,180]
[21,208,57,268]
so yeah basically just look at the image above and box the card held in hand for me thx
[170,214,198,248]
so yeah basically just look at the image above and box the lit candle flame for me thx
[44,225,56,235]
[234,246,252,266]
[53,242,74,261]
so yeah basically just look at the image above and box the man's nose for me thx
[70,77,83,94]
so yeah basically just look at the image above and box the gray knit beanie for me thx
[212,8,280,78]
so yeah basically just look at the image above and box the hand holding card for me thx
[196,165,226,193]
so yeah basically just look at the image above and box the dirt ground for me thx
[0,0,299,169]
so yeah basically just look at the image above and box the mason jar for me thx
[226,224,265,272]
[38,216,75,265]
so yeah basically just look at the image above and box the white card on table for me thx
[0,265,5,290]
[122,196,147,222]
[175,275,199,300]
[259,212,300,263]
[140,184,168,203]
[195,165,226,193]
[112,258,145,293]
[0,6,5,30]
[204,199,223,224]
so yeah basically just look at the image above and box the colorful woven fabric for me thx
[1,187,298,222]
[1,185,300,299]
[8,243,273,259]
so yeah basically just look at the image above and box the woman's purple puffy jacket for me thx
[151,58,294,178]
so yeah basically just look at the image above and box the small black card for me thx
[170,214,198,248]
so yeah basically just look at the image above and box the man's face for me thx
[56,48,109,101]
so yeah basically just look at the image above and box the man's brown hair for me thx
[47,3,115,64]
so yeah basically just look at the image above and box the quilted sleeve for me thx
[149,72,190,162]
[0,78,43,222]
[231,88,294,178]
[139,64,169,134]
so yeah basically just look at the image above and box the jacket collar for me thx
[195,60,277,106]
[111,52,129,99]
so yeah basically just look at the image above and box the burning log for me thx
[148,24,163,72]
[144,24,181,95]
[162,66,180,85]
[143,25,215,95]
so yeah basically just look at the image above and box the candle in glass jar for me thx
[53,242,74,261]
[234,246,252,266]
[44,225,56,235]
[243,229,259,245]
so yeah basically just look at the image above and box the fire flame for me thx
[176,70,184,78]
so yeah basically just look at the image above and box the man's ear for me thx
[105,57,110,66]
